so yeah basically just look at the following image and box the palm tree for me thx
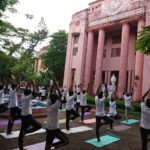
[135,26,150,55]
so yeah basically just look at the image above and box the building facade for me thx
[63,0,150,101]
[34,46,48,75]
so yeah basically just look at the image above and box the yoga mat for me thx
[1,125,91,139]
[86,134,120,147]
[61,126,93,134]
[83,118,96,124]
[90,108,96,113]
[79,112,92,116]
[13,139,59,150]
[0,129,45,139]
[107,125,131,132]
[59,119,72,124]
[59,109,66,112]
[59,119,66,124]
[44,119,72,124]
[120,119,139,125]
[0,120,21,126]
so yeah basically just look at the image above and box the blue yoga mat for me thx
[85,134,120,147]
[121,119,139,125]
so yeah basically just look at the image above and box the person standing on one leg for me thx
[109,94,121,120]
[80,84,92,122]
[7,83,21,135]
[59,86,67,110]
[76,92,81,113]
[18,81,42,150]
[95,91,113,142]
[45,80,69,150]
[123,92,134,121]
[66,88,79,130]
[140,88,150,150]
[109,95,117,119]
[76,84,81,93]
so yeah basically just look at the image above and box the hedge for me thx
[87,95,141,112]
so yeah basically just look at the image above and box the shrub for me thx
[87,95,141,112]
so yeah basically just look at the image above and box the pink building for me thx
[63,0,150,101]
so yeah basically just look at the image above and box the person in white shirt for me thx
[18,81,41,150]
[140,88,150,150]
[107,84,115,100]
[109,95,121,120]
[123,92,134,120]
[80,89,92,122]
[59,86,67,110]
[101,83,108,97]
[7,83,21,135]
[76,92,81,113]
[66,89,79,130]
[45,80,69,150]
[39,87,47,101]
[76,84,81,93]
[95,91,113,142]
[109,96,117,117]
[0,84,8,113]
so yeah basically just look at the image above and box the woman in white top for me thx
[140,88,150,150]
[95,91,113,142]
[66,89,79,130]
[45,80,69,150]
[123,92,134,120]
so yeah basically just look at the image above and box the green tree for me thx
[0,0,20,54]
[0,51,17,82]
[26,17,49,58]
[11,52,36,82]
[0,1,49,82]
[36,70,54,86]
[135,26,150,55]
[44,30,68,84]
[1,17,49,57]
[0,0,18,15]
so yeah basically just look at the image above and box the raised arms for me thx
[142,88,150,102]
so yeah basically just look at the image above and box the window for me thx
[112,35,121,44]
[73,47,78,56]
[71,69,76,85]
[111,48,121,57]
[74,35,79,44]
[102,71,105,83]
[104,36,107,45]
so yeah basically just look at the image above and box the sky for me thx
[7,0,93,34]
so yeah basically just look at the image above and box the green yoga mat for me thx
[121,119,139,125]
[59,119,72,124]
[86,134,120,147]
[59,109,66,112]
